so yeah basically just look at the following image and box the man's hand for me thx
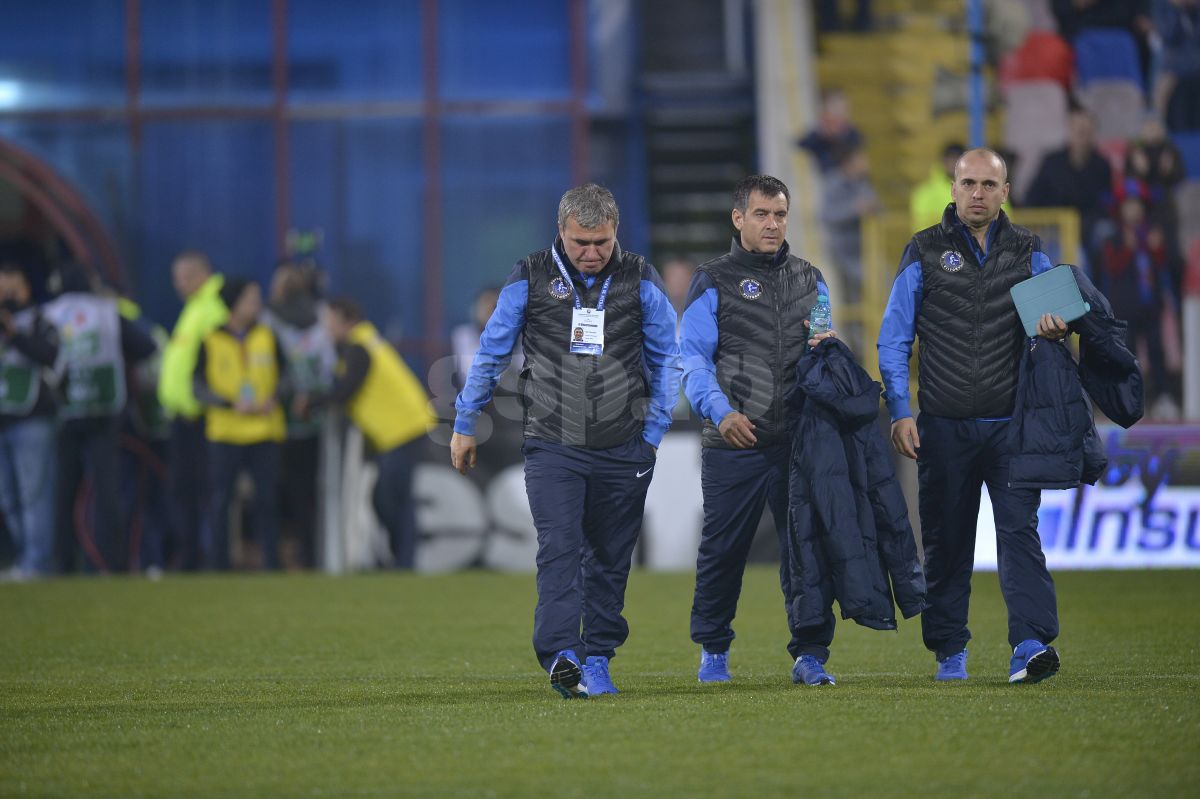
[0,310,13,340]
[450,432,478,475]
[803,318,838,349]
[1035,312,1068,342]
[718,411,757,449]
[234,398,257,415]
[891,417,920,460]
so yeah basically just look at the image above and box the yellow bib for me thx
[203,324,286,445]
[344,322,434,452]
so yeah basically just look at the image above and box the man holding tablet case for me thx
[877,148,1067,685]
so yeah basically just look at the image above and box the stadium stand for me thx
[1004,80,1070,201]
[1072,27,1143,87]
[1079,80,1147,141]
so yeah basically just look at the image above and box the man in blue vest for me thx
[680,175,839,687]
[879,147,1068,684]
[451,184,681,699]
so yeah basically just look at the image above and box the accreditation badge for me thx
[569,307,605,356]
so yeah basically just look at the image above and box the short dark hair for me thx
[219,277,253,309]
[328,297,363,323]
[733,175,790,214]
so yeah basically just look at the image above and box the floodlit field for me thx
[2,568,1198,798]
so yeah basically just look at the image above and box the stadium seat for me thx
[999,30,1072,91]
[1175,133,1200,180]
[1004,80,1069,201]
[1078,80,1146,141]
[1073,28,1142,88]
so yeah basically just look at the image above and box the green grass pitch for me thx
[2,567,1198,798]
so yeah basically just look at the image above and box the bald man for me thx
[877,148,1067,685]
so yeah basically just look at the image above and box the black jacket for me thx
[907,207,1041,419]
[520,241,650,449]
[786,340,927,631]
[692,238,825,449]
[1007,267,1143,489]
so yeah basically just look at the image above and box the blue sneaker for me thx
[1009,640,1060,684]
[549,650,589,699]
[935,649,969,681]
[583,656,618,695]
[697,649,731,683]
[792,655,836,686]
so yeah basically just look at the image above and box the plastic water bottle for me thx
[808,293,832,342]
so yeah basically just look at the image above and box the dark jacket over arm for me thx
[786,339,927,632]
[1007,266,1143,489]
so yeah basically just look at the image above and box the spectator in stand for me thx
[45,264,157,574]
[821,144,880,304]
[1125,116,1188,247]
[194,278,288,570]
[1052,0,1154,85]
[1099,194,1181,415]
[262,262,335,568]
[797,89,863,173]
[1154,0,1200,131]
[910,143,966,234]
[1026,108,1114,266]
[0,262,58,580]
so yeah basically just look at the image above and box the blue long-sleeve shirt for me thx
[877,217,1053,422]
[454,251,682,447]
[680,270,831,424]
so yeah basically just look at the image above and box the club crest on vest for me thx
[940,250,965,272]
[548,276,572,300]
[740,278,763,300]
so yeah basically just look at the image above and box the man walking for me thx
[680,175,838,686]
[451,183,681,699]
[878,147,1066,684]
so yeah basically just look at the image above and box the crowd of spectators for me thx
[1012,0,1199,417]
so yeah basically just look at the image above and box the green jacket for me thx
[910,165,1013,234]
[157,274,228,419]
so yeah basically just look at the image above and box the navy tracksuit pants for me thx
[524,434,656,671]
[690,443,835,662]
[916,414,1059,660]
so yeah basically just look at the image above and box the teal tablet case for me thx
[1009,264,1091,337]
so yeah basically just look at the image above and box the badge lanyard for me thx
[552,247,612,356]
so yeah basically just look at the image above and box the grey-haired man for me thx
[451,184,682,698]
